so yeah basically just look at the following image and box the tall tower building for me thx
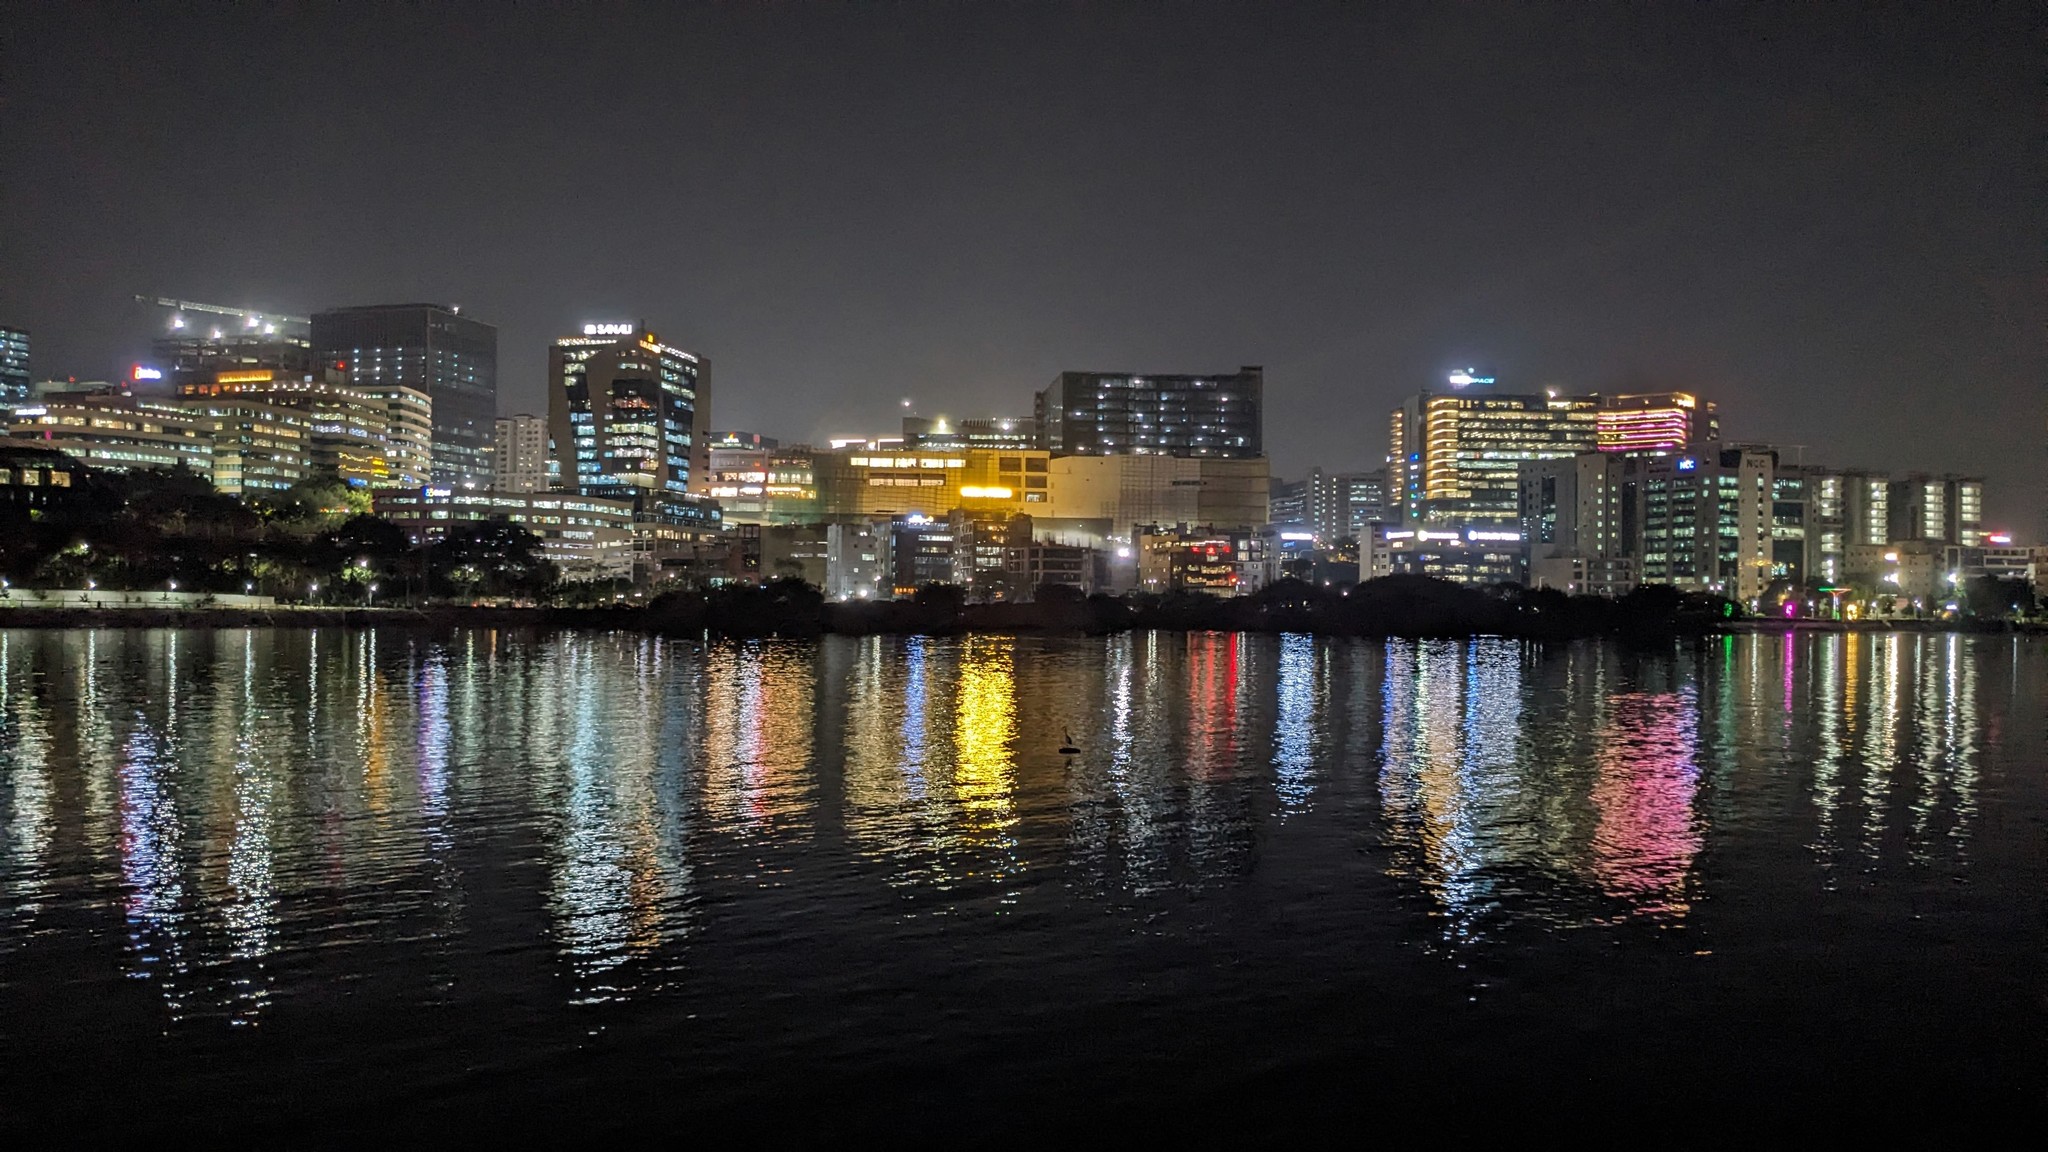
[313,304,498,487]
[1391,375,1599,524]
[0,326,29,406]
[492,413,550,492]
[148,307,314,391]
[1035,367,1262,457]
[547,321,716,531]
[1595,392,1719,453]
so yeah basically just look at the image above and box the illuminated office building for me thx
[1344,470,1389,536]
[888,513,956,594]
[1135,528,1241,595]
[9,392,214,474]
[0,326,29,406]
[314,303,498,486]
[493,413,549,493]
[1888,473,1984,547]
[1270,466,1384,541]
[706,431,821,524]
[1035,367,1262,457]
[177,369,418,489]
[1391,376,1599,524]
[547,323,720,556]
[1634,447,1780,601]
[1519,444,1801,599]
[156,331,314,394]
[373,487,638,580]
[815,446,1052,521]
[1595,392,1718,453]
[175,391,310,495]
[1366,524,1527,587]
[362,384,435,488]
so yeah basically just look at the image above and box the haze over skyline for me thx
[3,3,2040,527]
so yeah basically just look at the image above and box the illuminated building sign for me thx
[582,323,634,336]
[131,365,163,381]
[216,370,276,384]
[1676,457,1699,471]
[959,485,1013,499]
[1466,530,1523,542]
[1446,369,1496,387]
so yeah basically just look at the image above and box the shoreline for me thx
[1,603,2039,638]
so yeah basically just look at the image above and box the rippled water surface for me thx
[2,629,2043,1133]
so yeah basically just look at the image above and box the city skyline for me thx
[3,4,2041,530]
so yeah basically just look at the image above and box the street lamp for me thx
[368,583,378,607]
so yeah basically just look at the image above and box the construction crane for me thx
[134,295,311,332]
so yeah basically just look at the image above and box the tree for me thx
[426,521,557,601]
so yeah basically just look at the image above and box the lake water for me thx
[1,628,2042,1134]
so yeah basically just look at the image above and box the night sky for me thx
[4,3,2041,528]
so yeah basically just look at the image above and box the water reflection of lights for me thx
[0,629,2014,1035]
[1589,689,1702,917]
[0,633,55,931]
[545,637,696,1004]
[223,632,279,1022]
[842,636,1025,901]
[1273,634,1317,810]
[953,637,1017,827]
[703,641,817,837]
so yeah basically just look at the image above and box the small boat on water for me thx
[1058,726,1081,755]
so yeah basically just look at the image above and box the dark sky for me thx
[5,3,2042,529]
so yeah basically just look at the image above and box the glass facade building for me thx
[1391,388,1599,524]
[313,304,497,487]
[0,326,30,406]
[1035,367,1262,457]
[547,324,717,532]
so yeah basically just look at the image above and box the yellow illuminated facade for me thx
[816,447,1052,519]
[1391,390,1598,523]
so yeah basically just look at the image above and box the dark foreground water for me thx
[1,628,2042,1135]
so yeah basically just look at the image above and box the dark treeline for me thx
[0,463,556,601]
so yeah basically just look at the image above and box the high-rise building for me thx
[1635,447,1780,601]
[1518,453,1636,596]
[493,413,549,492]
[0,327,30,406]
[1888,473,1984,547]
[1343,470,1389,537]
[1391,378,1600,524]
[177,392,310,495]
[358,384,434,489]
[547,322,718,542]
[154,327,315,392]
[1035,367,1262,457]
[1520,444,1800,600]
[176,370,407,489]
[313,304,498,486]
[1595,392,1719,453]
[1268,477,1308,530]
